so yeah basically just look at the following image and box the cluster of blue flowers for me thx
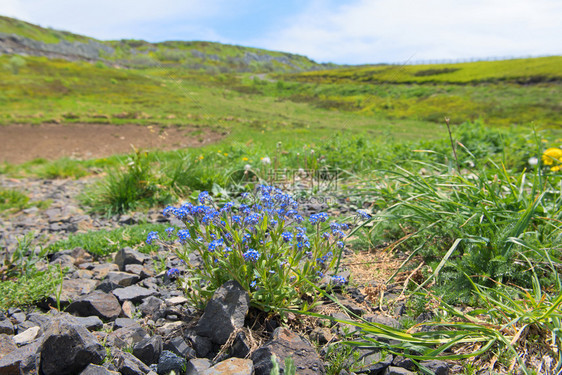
[147,185,357,306]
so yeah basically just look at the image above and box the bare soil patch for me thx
[0,123,224,164]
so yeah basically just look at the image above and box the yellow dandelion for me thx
[542,148,562,166]
[552,165,561,172]
[242,157,249,161]
[223,153,228,156]
[199,155,204,160]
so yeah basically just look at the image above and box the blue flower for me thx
[357,210,371,220]
[281,232,293,243]
[177,229,191,243]
[167,268,180,278]
[198,191,212,204]
[165,227,175,237]
[242,233,252,243]
[163,206,175,217]
[146,231,159,245]
[340,223,349,231]
[294,215,304,224]
[243,249,260,262]
[332,229,345,239]
[336,241,344,249]
[250,280,257,288]
[331,275,347,285]
[310,212,329,225]
[208,239,224,252]
[322,232,331,240]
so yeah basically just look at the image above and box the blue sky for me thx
[1,0,561,64]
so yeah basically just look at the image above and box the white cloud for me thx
[0,0,229,41]
[252,0,562,64]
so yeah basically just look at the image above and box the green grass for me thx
[0,267,63,309]
[0,188,51,214]
[47,223,168,257]
[287,56,562,84]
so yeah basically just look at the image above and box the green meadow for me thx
[2,14,562,372]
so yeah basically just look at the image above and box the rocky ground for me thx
[0,176,458,375]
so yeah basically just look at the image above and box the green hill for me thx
[0,15,330,73]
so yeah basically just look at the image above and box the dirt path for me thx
[0,123,224,164]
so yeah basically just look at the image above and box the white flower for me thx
[528,157,538,166]
[244,164,252,171]
[261,157,271,165]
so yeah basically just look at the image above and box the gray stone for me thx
[91,263,120,279]
[115,350,153,375]
[66,290,122,321]
[133,335,163,366]
[114,247,147,271]
[201,358,253,375]
[419,360,449,375]
[112,285,156,303]
[109,325,150,349]
[114,318,141,330]
[156,321,184,338]
[13,326,41,345]
[348,348,393,374]
[364,314,401,329]
[106,271,140,287]
[122,300,136,319]
[139,296,165,318]
[392,356,415,371]
[157,350,186,375]
[95,280,124,293]
[163,336,195,359]
[0,339,41,375]
[80,363,121,375]
[0,316,14,335]
[38,314,106,375]
[251,327,325,375]
[384,366,416,375]
[75,316,104,331]
[186,358,212,375]
[195,280,249,345]
[26,312,52,331]
[0,334,17,358]
[185,330,212,358]
[8,309,26,324]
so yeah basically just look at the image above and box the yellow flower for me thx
[199,155,204,160]
[542,148,562,166]
[223,153,228,156]
[552,165,560,172]
[242,157,249,161]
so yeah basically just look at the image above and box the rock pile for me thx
[0,243,452,375]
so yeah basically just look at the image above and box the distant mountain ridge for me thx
[0,15,335,73]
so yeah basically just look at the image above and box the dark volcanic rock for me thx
[80,363,121,375]
[114,350,153,375]
[105,271,140,287]
[0,314,15,335]
[348,348,393,374]
[112,285,156,303]
[109,325,150,349]
[0,339,41,375]
[114,247,147,271]
[195,280,249,345]
[419,360,449,375]
[38,314,106,375]
[163,336,195,359]
[66,290,122,321]
[133,335,163,366]
[74,316,104,331]
[0,334,17,359]
[157,350,186,375]
[252,327,325,375]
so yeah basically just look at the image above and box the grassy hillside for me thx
[0,16,329,73]
[287,56,562,84]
